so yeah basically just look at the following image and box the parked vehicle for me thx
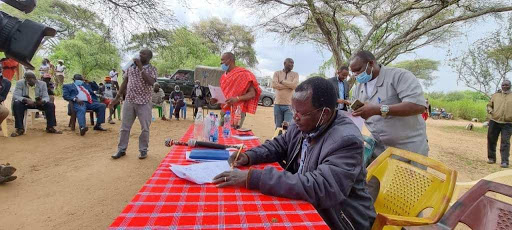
[157,66,224,109]
[259,86,275,107]
[431,108,453,120]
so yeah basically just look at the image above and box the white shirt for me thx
[364,78,378,98]
[56,64,65,74]
[75,85,90,102]
[109,70,118,82]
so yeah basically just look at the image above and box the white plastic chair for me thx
[23,109,40,134]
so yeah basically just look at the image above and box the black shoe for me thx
[93,126,107,131]
[111,151,126,159]
[138,151,148,159]
[80,127,88,136]
[487,159,496,164]
[0,175,17,184]
[501,163,509,168]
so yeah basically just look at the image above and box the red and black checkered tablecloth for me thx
[110,125,328,229]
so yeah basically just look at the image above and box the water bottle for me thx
[233,105,242,129]
[223,111,231,138]
[209,112,216,142]
[193,108,204,141]
[213,115,219,142]
[203,114,211,141]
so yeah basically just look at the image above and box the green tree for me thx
[192,18,258,67]
[237,0,512,85]
[450,18,512,98]
[50,31,121,81]
[390,59,439,89]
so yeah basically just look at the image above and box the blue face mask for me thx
[221,64,229,71]
[74,80,84,86]
[356,63,373,84]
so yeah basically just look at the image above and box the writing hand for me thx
[228,152,249,168]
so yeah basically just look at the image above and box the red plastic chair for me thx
[406,179,512,230]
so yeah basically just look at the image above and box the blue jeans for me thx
[274,104,292,128]
[74,102,106,128]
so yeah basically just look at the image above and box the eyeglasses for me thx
[291,107,323,119]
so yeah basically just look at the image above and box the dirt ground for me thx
[0,97,505,229]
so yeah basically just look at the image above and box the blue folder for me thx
[189,149,229,161]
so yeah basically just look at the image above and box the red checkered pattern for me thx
[110,125,328,229]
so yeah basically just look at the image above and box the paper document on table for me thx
[341,110,365,132]
[208,85,226,104]
[232,135,259,141]
[169,161,231,184]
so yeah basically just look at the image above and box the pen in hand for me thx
[231,144,244,170]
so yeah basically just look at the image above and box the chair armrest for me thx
[377,213,436,227]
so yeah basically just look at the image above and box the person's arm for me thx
[13,81,25,102]
[62,85,74,101]
[0,80,10,102]
[248,134,364,209]
[280,73,299,90]
[39,82,50,103]
[272,72,286,90]
[353,71,426,119]
[487,95,494,114]
[115,74,128,100]
[136,62,156,86]
[225,85,257,106]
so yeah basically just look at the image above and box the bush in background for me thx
[427,91,488,121]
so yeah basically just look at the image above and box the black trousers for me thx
[13,100,57,129]
[488,120,511,164]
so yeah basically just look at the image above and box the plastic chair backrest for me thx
[438,180,512,230]
[366,147,457,229]
[451,170,512,206]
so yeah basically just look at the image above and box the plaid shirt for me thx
[124,64,158,104]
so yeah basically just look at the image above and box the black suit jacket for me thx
[0,76,11,103]
[328,77,350,110]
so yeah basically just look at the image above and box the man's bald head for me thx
[284,58,294,72]
[25,71,37,86]
[221,52,236,71]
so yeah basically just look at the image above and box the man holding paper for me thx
[213,77,376,229]
[210,52,261,128]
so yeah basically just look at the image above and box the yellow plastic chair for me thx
[450,169,512,206]
[366,147,457,230]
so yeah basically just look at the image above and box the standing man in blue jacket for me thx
[63,74,107,136]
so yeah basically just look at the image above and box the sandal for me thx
[0,164,16,177]
[0,175,17,184]
[46,127,63,134]
[10,129,24,137]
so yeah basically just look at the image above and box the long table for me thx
[110,125,328,229]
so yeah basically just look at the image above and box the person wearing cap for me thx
[11,71,62,136]
[191,80,206,119]
[55,60,66,89]
[99,76,118,124]
[170,85,185,120]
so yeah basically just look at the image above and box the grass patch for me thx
[443,125,488,135]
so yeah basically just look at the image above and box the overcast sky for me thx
[169,0,508,92]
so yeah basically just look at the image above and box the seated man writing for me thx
[63,74,107,136]
[214,77,376,229]
[11,71,61,136]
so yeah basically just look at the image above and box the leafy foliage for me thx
[50,32,121,82]
[426,91,489,121]
[390,59,439,89]
[449,18,512,98]
[192,18,258,67]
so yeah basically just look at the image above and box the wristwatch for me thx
[380,105,390,118]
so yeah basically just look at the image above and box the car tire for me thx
[262,97,273,107]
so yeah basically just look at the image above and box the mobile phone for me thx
[350,100,365,111]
